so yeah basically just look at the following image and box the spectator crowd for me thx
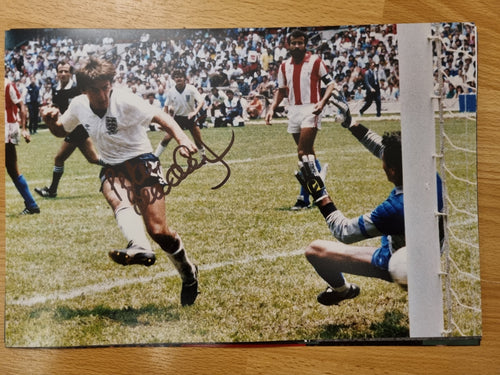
[4,23,477,130]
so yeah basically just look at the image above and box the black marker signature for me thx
[164,129,234,194]
[104,130,234,212]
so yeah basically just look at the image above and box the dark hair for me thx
[172,68,186,78]
[287,29,309,45]
[76,57,116,91]
[382,131,402,174]
[56,60,73,73]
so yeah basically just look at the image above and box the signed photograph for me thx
[4,24,480,348]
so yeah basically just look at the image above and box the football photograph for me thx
[4,23,480,348]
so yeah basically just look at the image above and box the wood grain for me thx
[2,0,500,373]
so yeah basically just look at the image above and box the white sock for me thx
[154,142,166,157]
[115,206,152,251]
[332,282,351,294]
[199,146,206,157]
[167,234,196,282]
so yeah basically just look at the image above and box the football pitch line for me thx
[7,248,305,307]
[23,150,326,186]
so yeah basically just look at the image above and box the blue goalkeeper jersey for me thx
[324,127,444,269]
[326,177,442,270]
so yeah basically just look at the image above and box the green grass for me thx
[4,118,480,347]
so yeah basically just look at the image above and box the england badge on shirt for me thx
[105,116,118,135]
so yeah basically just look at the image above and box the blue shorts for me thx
[371,235,392,270]
[371,246,391,270]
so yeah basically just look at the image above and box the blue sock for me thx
[13,174,38,209]
[300,159,321,204]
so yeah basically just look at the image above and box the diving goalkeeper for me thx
[296,102,443,305]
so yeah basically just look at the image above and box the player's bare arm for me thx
[16,101,31,143]
[265,88,286,125]
[312,82,337,115]
[41,106,68,138]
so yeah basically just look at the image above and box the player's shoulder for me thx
[377,187,404,215]
[111,87,143,104]
[68,93,88,107]
[370,188,405,234]
[186,84,200,93]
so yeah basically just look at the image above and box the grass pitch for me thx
[4,118,479,347]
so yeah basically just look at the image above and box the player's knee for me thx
[150,231,179,253]
[305,240,325,262]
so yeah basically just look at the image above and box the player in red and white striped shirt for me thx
[266,29,340,210]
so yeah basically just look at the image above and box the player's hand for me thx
[177,138,198,158]
[331,98,352,128]
[41,106,60,127]
[295,155,329,203]
[312,101,324,115]
[21,129,31,143]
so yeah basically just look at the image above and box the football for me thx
[388,247,408,288]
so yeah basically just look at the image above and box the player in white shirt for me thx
[41,58,199,306]
[154,69,206,162]
[265,29,341,210]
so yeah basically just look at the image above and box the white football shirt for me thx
[165,84,203,117]
[60,88,163,165]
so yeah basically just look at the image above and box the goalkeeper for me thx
[296,102,443,306]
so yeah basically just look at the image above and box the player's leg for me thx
[305,239,391,305]
[28,105,36,134]
[291,126,321,210]
[51,141,77,192]
[5,142,19,182]
[188,125,206,162]
[375,92,382,117]
[77,137,101,165]
[359,92,373,116]
[6,143,40,214]
[196,111,207,128]
[102,175,156,266]
[34,140,76,198]
[137,186,199,305]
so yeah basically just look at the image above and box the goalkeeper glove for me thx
[295,155,329,203]
[331,98,352,128]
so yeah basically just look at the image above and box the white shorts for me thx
[287,103,322,134]
[5,122,20,144]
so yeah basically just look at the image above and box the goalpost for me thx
[398,23,444,338]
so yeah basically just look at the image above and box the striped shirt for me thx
[277,52,332,106]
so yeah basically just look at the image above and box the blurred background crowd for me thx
[4,23,476,130]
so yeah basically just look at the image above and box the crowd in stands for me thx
[4,23,477,128]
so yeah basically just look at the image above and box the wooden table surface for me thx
[1,0,499,373]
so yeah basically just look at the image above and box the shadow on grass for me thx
[319,310,409,340]
[53,304,181,326]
